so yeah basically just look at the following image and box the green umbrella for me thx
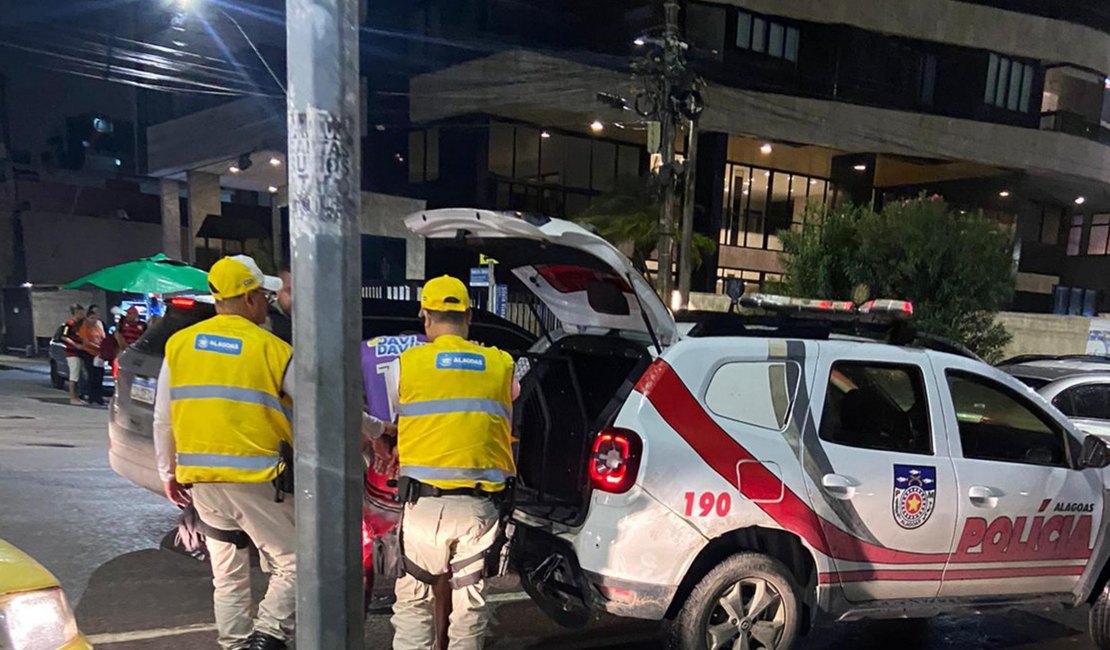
[64,253,209,294]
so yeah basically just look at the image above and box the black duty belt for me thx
[414,482,499,499]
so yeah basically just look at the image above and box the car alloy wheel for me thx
[704,577,786,650]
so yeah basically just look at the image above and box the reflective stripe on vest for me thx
[177,452,280,471]
[171,385,292,422]
[398,398,510,420]
[400,465,512,483]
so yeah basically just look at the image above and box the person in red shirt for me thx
[117,306,147,348]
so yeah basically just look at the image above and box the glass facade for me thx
[720,162,835,250]
[486,121,642,218]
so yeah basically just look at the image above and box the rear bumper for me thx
[107,418,162,496]
[511,524,675,624]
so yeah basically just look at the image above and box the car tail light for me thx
[170,297,195,309]
[589,428,643,494]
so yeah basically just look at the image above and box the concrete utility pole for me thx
[677,119,698,304]
[655,0,680,302]
[286,0,364,647]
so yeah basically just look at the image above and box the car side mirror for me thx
[1079,434,1110,469]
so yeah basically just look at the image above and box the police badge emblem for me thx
[893,465,936,529]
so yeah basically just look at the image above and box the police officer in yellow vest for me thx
[388,275,516,650]
[152,255,294,650]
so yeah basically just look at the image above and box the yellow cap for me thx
[207,255,282,300]
[420,275,470,312]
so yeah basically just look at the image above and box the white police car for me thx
[408,209,1110,650]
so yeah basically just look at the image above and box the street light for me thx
[1076,196,1087,205]
[590,120,604,133]
[999,191,1011,198]
[269,157,282,166]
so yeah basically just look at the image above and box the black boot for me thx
[246,632,286,650]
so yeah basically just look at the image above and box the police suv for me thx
[408,209,1110,650]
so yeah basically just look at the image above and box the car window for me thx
[947,371,1068,467]
[819,362,932,454]
[1054,383,1110,420]
[705,361,798,430]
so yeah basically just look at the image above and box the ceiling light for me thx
[269,157,281,166]
[268,186,278,193]
[759,143,772,155]
[810,179,817,185]
[853,164,867,171]
[540,131,551,139]
[1076,196,1087,205]
[634,37,646,46]
[999,190,1010,198]
[590,120,604,133]
[228,165,240,174]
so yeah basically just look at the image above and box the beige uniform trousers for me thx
[192,482,296,650]
[392,495,500,650]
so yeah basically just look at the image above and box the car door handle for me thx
[968,485,999,508]
[822,474,858,500]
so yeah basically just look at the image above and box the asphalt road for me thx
[0,356,1101,649]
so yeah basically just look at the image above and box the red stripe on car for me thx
[637,360,947,566]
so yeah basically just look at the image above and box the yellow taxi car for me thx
[0,538,90,650]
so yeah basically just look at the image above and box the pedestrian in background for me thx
[60,304,85,406]
[153,255,294,650]
[117,306,147,349]
[79,305,107,406]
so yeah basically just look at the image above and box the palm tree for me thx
[575,183,716,287]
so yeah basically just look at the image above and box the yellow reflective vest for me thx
[397,334,515,492]
[166,314,293,484]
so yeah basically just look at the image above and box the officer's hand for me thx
[163,479,192,508]
[386,447,400,478]
[371,436,393,474]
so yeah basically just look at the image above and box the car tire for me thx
[664,552,801,650]
[1090,581,1110,649]
[49,360,65,389]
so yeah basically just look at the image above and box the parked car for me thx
[0,537,91,650]
[409,208,1110,650]
[999,355,1110,438]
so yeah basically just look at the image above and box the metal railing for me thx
[362,284,561,338]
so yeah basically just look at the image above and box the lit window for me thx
[1089,214,1110,256]
[1066,215,1084,256]
[986,53,1035,113]
[736,10,798,63]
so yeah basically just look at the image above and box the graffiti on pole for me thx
[288,108,357,236]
